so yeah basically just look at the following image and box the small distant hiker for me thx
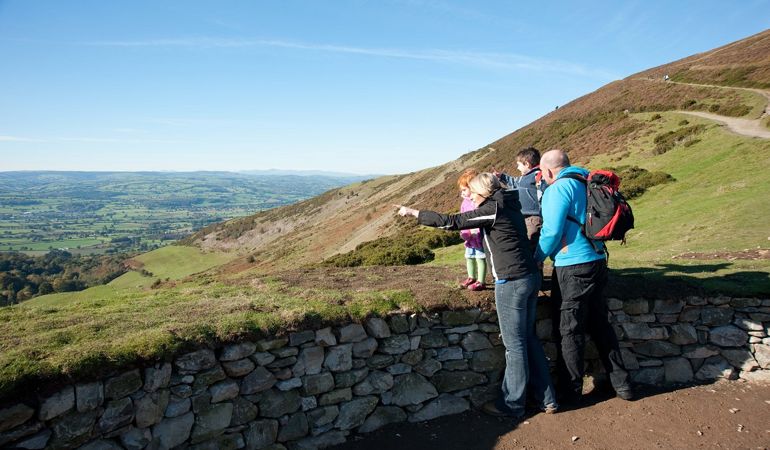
[496,147,547,253]
[457,169,486,291]
[395,173,557,420]
[536,149,635,404]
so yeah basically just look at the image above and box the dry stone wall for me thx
[1,295,768,449]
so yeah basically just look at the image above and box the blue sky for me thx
[1,1,768,175]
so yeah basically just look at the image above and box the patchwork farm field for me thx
[0,171,365,255]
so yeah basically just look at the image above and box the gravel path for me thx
[332,379,770,450]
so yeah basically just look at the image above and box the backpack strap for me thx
[556,173,606,257]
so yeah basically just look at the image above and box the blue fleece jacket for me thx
[535,166,606,267]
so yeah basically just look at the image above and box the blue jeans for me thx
[494,272,557,417]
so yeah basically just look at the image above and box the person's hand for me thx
[393,204,418,217]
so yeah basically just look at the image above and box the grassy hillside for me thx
[2,31,769,401]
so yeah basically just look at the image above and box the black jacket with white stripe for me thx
[417,188,537,281]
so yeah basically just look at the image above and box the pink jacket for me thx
[460,197,483,249]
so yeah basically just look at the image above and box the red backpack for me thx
[562,170,634,243]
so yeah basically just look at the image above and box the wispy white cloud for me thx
[0,135,46,142]
[84,37,619,80]
[55,136,192,144]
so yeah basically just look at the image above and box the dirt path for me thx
[333,380,770,450]
[636,77,770,139]
[676,110,770,139]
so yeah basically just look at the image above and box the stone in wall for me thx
[334,396,378,430]
[431,371,487,393]
[302,372,335,396]
[289,330,316,347]
[120,426,152,450]
[470,347,505,372]
[753,343,770,369]
[318,388,352,406]
[695,356,737,381]
[633,341,681,358]
[709,325,748,347]
[220,342,257,362]
[352,338,378,359]
[390,373,438,406]
[175,349,217,373]
[623,299,650,315]
[408,393,469,422]
[0,403,34,433]
[223,358,256,378]
[663,358,694,384]
[721,349,759,372]
[621,323,669,340]
[388,315,411,334]
[414,358,442,377]
[631,367,664,385]
[190,401,234,443]
[365,318,391,339]
[669,324,698,345]
[134,389,169,428]
[97,397,134,434]
[257,389,301,418]
[352,371,393,396]
[49,409,100,448]
[144,363,172,392]
[39,386,75,421]
[245,418,278,449]
[379,335,411,355]
[441,310,480,327]
[337,324,368,343]
[241,367,277,395]
[324,344,353,372]
[277,411,308,442]
[358,406,406,433]
[231,397,259,426]
[256,337,289,352]
[701,307,733,327]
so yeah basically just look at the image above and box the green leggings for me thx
[466,258,487,282]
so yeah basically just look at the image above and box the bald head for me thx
[540,149,571,185]
[540,149,570,170]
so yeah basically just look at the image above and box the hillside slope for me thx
[187,30,770,277]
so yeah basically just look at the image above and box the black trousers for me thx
[551,259,630,398]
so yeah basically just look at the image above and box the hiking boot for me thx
[459,277,476,288]
[468,281,485,291]
[481,401,522,420]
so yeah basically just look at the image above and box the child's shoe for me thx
[459,277,476,288]
[468,281,485,291]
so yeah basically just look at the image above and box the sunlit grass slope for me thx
[109,245,236,289]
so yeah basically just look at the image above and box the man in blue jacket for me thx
[536,149,634,403]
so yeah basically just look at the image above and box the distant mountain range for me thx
[238,169,381,179]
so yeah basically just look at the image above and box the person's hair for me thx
[540,149,570,170]
[516,147,541,166]
[468,172,501,198]
[457,168,479,188]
